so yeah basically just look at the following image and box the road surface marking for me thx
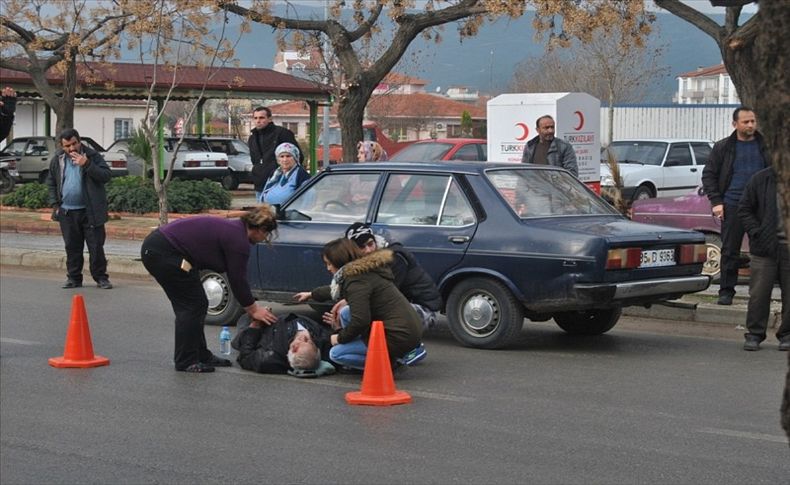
[697,427,789,444]
[0,338,42,346]
[220,367,474,402]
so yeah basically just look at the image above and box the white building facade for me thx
[675,64,740,105]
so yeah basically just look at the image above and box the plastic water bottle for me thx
[219,326,232,355]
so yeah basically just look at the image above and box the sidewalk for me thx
[0,205,782,329]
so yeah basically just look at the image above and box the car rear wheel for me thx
[632,185,654,201]
[0,171,15,194]
[222,173,239,191]
[200,270,243,326]
[446,277,524,349]
[703,234,722,282]
[553,307,622,335]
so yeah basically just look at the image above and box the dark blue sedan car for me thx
[202,162,710,349]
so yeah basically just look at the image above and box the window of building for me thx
[114,118,133,140]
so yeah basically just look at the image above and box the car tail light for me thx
[606,247,642,270]
[216,160,228,167]
[184,160,200,167]
[6,159,16,169]
[678,244,707,265]
[110,160,126,168]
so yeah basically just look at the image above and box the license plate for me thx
[640,249,675,268]
[201,161,215,167]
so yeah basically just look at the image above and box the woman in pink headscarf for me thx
[356,141,388,162]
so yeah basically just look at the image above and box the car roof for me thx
[610,139,713,143]
[410,138,486,144]
[324,160,546,174]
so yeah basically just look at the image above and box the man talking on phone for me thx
[46,128,113,289]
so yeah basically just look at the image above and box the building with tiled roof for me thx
[675,63,739,105]
[264,92,486,141]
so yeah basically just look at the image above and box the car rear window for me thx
[487,168,617,218]
[390,142,453,161]
[607,142,667,166]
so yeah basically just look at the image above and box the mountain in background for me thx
[204,8,728,103]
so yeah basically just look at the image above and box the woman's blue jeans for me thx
[328,306,368,370]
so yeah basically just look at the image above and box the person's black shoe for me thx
[743,336,761,351]
[96,279,113,289]
[177,362,215,373]
[62,280,82,289]
[202,354,232,367]
[717,293,733,305]
[778,338,790,351]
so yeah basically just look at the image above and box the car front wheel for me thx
[632,185,654,201]
[553,307,622,335]
[446,277,524,349]
[200,270,243,326]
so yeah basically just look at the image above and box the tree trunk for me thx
[752,2,789,441]
[607,85,615,145]
[338,84,374,163]
[720,41,759,108]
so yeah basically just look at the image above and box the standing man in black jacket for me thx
[0,86,17,140]
[701,107,768,305]
[247,106,302,200]
[737,167,789,351]
[46,128,113,289]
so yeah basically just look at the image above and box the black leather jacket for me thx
[232,313,332,374]
[737,167,783,258]
[702,130,767,207]
[46,144,111,227]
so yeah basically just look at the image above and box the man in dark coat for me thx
[737,167,789,351]
[521,115,578,177]
[702,106,768,305]
[0,86,16,140]
[232,313,333,374]
[247,106,303,200]
[46,128,113,289]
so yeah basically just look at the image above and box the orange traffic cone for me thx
[48,294,110,368]
[346,320,411,406]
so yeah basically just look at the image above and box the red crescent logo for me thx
[573,111,584,130]
[515,122,529,141]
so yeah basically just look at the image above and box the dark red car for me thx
[631,186,749,281]
[389,138,487,162]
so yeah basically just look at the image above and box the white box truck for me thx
[487,92,601,192]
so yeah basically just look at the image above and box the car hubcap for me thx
[704,244,721,277]
[461,293,498,336]
[202,275,228,314]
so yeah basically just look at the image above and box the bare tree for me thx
[128,0,240,224]
[511,26,668,144]
[221,0,652,161]
[0,0,133,132]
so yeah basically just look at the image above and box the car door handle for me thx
[448,236,470,244]
[690,168,697,172]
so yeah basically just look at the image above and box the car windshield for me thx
[390,142,453,161]
[81,137,106,152]
[1,139,29,156]
[231,140,249,154]
[487,168,617,218]
[605,142,667,166]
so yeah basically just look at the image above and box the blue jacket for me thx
[260,164,310,205]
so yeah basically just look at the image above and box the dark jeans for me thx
[141,230,212,370]
[57,208,108,283]
[720,203,745,296]
[745,243,790,341]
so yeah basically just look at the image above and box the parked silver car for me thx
[108,137,229,182]
[0,136,128,182]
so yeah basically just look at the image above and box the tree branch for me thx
[654,0,723,41]
[0,16,36,43]
[346,3,384,42]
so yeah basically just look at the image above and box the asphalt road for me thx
[1,267,788,484]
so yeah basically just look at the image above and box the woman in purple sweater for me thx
[141,206,279,373]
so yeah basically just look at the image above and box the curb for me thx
[0,247,149,277]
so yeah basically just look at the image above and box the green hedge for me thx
[2,177,231,213]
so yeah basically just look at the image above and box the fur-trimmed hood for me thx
[342,249,394,278]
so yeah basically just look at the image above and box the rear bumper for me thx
[575,275,711,305]
[172,169,228,180]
